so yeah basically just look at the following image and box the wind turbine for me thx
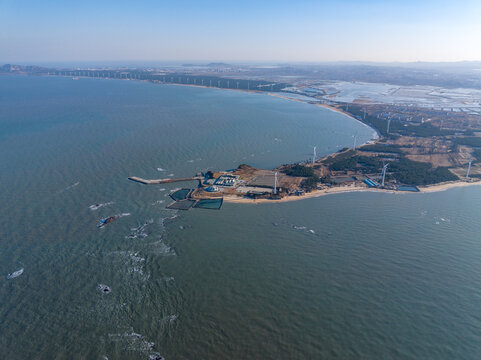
[274,172,278,194]
[466,157,473,179]
[381,162,389,187]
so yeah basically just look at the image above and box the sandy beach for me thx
[418,180,481,193]
[223,180,481,204]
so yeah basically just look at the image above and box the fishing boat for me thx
[97,216,117,228]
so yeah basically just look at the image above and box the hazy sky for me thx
[1,0,481,63]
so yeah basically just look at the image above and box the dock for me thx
[128,176,201,184]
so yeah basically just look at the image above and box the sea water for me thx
[0,75,480,359]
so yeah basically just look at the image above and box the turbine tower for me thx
[466,157,473,179]
[387,118,391,134]
[312,146,317,165]
[274,172,278,194]
[381,162,389,187]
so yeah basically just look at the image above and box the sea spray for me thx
[89,202,114,211]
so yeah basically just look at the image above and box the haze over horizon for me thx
[1,0,481,64]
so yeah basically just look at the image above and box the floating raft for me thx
[129,178,223,210]
[170,188,192,201]
[194,198,223,210]
[167,199,196,210]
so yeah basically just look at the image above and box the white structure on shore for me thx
[381,162,389,187]
[466,157,473,179]
[274,172,278,194]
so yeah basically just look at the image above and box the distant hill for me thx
[206,62,231,67]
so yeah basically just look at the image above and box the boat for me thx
[97,216,117,228]
[7,268,24,279]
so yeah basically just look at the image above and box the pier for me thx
[128,176,201,184]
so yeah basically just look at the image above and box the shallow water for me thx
[1,75,480,359]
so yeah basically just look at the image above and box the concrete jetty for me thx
[128,176,200,185]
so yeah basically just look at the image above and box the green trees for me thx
[282,165,320,190]
[283,165,315,177]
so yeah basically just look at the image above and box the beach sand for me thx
[223,180,481,204]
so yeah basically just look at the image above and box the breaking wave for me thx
[89,202,114,211]
[126,219,153,239]
[108,329,161,358]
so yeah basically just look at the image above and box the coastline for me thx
[43,74,479,203]
[418,180,481,193]
[47,73,382,141]
[223,179,481,204]
[315,103,382,138]
[266,92,381,139]
[139,81,480,202]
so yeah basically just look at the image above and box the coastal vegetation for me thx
[472,148,481,163]
[346,104,455,138]
[302,176,320,190]
[320,146,458,185]
[281,164,319,190]
[387,159,458,185]
[283,164,315,177]
[360,143,403,154]
[454,136,481,148]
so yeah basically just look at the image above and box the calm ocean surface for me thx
[1,75,480,359]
